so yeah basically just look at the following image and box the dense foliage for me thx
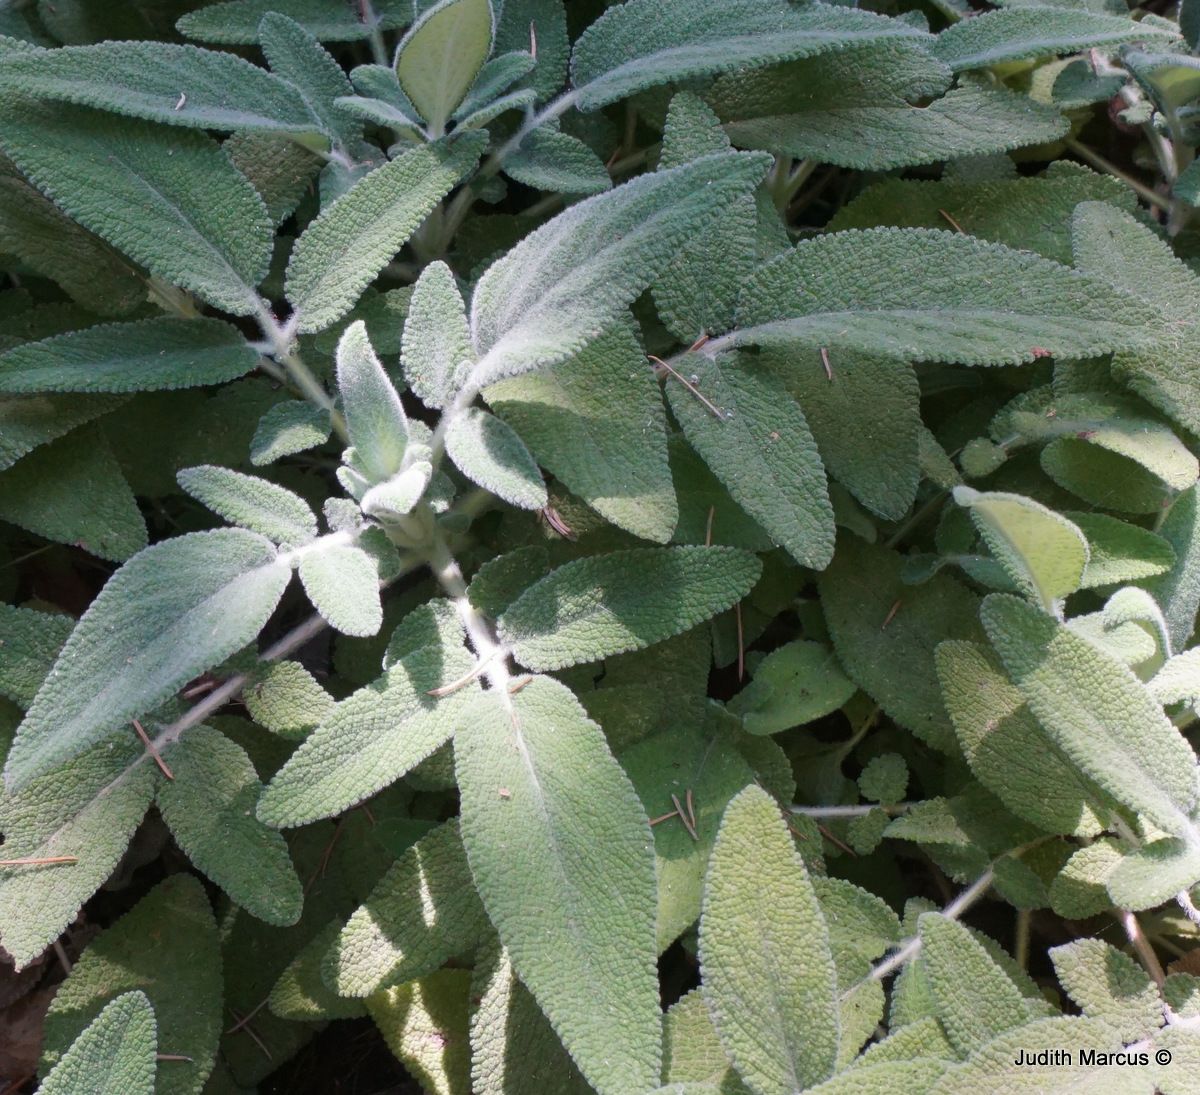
[4,0,1200,1092]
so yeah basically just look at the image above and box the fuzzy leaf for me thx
[158,725,302,925]
[243,660,334,738]
[1070,511,1176,588]
[981,593,1199,835]
[728,641,856,735]
[0,736,156,968]
[0,41,319,133]
[469,151,770,385]
[298,540,384,637]
[286,136,484,332]
[662,989,753,1092]
[0,317,257,394]
[1105,838,1200,910]
[953,487,1089,611]
[0,393,125,472]
[569,0,927,109]
[933,9,1174,71]
[936,641,1107,836]
[178,0,412,43]
[734,228,1155,366]
[251,400,333,465]
[498,546,761,671]
[259,602,472,826]
[667,353,834,569]
[1148,487,1200,652]
[505,128,612,194]
[336,320,408,483]
[0,604,72,709]
[40,992,156,1095]
[0,102,273,315]
[40,874,221,1095]
[1049,938,1162,1040]
[403,260,471,409]
[445,407,547,510]
[6,529,291,789]
[486,321,677,542]
[328,819,489,996]
[397,0,494,133]
[177,465,317,546]
[700,785,839,1095]
[455,675,661,1095]
[268,921,366,1022]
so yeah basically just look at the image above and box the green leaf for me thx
[1105,837,1200,910]
[243,660,334,738]
[40,992,156,1095]
[225,130,321,228]
[1069,511,1176,588]
[368,968,474,1095]
[259,601,471,826]
[498,546,761,671]
[5,529,291,789]
[819,538,986,752]
[327,819,489,996]
[728,640,856,736]
[455,675,661,1095]
[470,939,593,1095]
[454,50,536,119]
[0,41,318,132]
[268,920,366,1021]
[932,9,1173,71]
[485,320,677,543]
[662,989,753,1093]
[178,0,412,43]
[935,641,1108,836]
[667,353,834,569]
[699,785,838,1095]
[505,128,612,194]
[298,540,384,637]
[251,400,333,465]
[0,735,157,968]
[953,487,1089,612]
[0,422,146,562]
[286,136,484,332]
[469,151,770,385]
[734,228,1155,366]
[403,260,471,410]
[0,395,126,471]
[0,102,273,315]
[40,874,222,1095]
[621,719,757,950]
[157,725,302,925]
[445,407,547,509]
[178,465,317,546]
[859,754,909,806]
[1148,487,1200,652]
[918,914,1040,1057]
[569,0,927,110]
[0,317,258,394]
[669,437,774,552]
[258,12,363,154]
[981,593,1199,835]
[1049,938,1162,1040]
[494,0,568,101]
[0,604,72,709]
[716,45,1068,170]
[335,320,408,483]
[397,0,495,134]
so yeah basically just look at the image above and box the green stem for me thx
[1014,908,1032,971]
[255,301,349,442]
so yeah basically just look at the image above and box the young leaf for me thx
[0,42,319,133]
[505,128,612,195]
[243,660,334,738]
[734,228,1155,366]
[327,819,489,996]
[700,785,839,1094]
[953,487,1089,612]
[455,675,661,1095]
[728,640,856,735]
[485,320,677,543]
[286,135,484,332]
[157,726,302,926]
[445,407,547,510]
[39,874,222,1095]
[0,102,273,315]
[5,529,292,789]
[177,465,318,546]
[335,320,408,482]
[178,0,412,43]
[1069,511,1176,588]
[40,992,156,1095]
[403,260,472,409]
[0,317,256,394]
[251,400,333,465]
[1147,487,1200,653]
[469,150,770,385]
[498,546,761,671]
[298,540,383,637]
[666,352,834,569]
[0,735,156,968]
[981,593,1199,835]
[569,0,926,109]
[396,0,495,134]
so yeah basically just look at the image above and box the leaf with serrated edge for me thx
[179,0,412,44]
[40,992,156,1095]
[298,540,383,637]
[0,604,72,709]
[336,320,408,483]
[396,0,494,134]
[445,407,547,510]
[498,546,761,671]
[455,675,661,1095]
[700,785,838,1095]
[1049,938,1162,1040]
[403,260,471,409]
[6,529,291,790]
[40,875,221,1095]
[178,465,317,546]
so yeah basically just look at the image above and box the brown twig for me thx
[0,855,78,867]
[132,719,173,780]
[649,355,726,420]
